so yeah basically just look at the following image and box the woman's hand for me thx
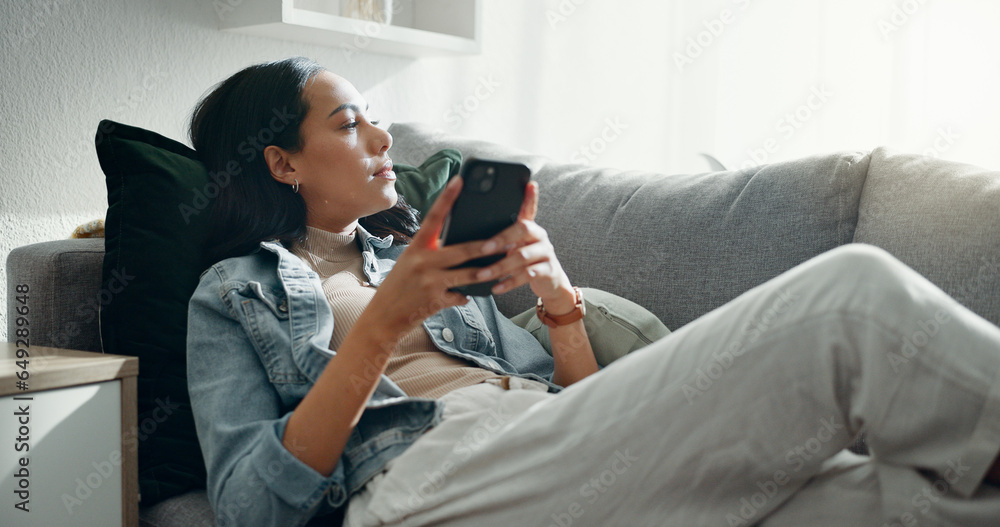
[472,181,577,314]
[363,177,497,337]
[473,181,599,386]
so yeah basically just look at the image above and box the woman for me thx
[186,57,1000,527]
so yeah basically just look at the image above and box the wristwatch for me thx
[536,286,585,328]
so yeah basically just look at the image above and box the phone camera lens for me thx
[474,166,495,193]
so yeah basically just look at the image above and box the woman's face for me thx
[279,70,396,234]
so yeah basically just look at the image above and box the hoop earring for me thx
[292,179,300,193]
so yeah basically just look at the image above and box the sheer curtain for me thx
[668,0,1000,172]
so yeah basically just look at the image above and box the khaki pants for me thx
[345,245,1000,526]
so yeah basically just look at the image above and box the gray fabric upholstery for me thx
[5,238,105,352]
[138,489,341,527]
[139,490,215,527]
[387,123,871,331]
[854,147,1000,327]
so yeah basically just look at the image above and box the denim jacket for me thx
[186,226,561,527]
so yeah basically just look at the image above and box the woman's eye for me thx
[344,119,380,129]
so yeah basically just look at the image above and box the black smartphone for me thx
[440,157,531,296]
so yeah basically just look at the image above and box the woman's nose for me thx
[373,125,392,154]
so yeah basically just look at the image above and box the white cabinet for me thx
[2,382,121,526]
[1,344,139,526]
[218,0,482,57]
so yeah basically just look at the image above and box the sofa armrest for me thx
[6,238,105,352]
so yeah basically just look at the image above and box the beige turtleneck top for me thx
[291,225,504,398]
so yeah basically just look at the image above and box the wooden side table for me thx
[1,343,139,527]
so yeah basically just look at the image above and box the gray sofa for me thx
[7,122,1000,526]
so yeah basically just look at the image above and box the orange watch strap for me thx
[536,287,585,328]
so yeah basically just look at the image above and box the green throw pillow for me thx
[97,120,211,506]
[395,148,462,217]
[508,288,672,367]
[95,119,459,505]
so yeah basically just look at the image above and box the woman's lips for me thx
[373,163,395,180]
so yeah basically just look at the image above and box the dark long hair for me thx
[190,57,419,267]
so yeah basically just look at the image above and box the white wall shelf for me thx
[219,0,481,57]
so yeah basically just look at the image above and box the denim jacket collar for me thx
[267,224,399,287]
[255,229,407,397]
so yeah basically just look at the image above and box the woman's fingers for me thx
[492,261,560,295]
[440,266,497,290]
[518,181,539,222]
[409,237,502,271]
[411,176,463,249]
[492,219,546,252]
[470,219,548,272]
[475,240,549,282]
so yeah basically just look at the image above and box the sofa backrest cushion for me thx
[854,147,1000,327]
[387,123,871,331]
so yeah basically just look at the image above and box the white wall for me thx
[3,0,999,340]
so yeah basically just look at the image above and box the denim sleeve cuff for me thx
[251,412,348,510]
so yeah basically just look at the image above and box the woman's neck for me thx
[306,218,359,236]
